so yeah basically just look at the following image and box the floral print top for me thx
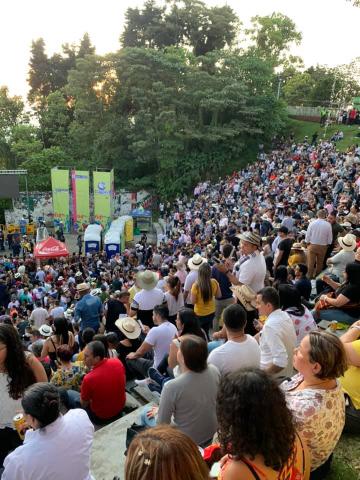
[281,373,345,470]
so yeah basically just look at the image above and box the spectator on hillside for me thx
[2,383,94,480]
[75,283,103,336]
[147,335,220,446]
[211,243,235,331]
[130,270,166,328]
[67,340,126,424]
[219,231,267,293]
[208,304,260,375]
[29,301,48,328]
[278,284,317,346]
[125,426,209,480]
[256,287,296,380]
[281,331,346,478]
[216,368,310,480]
[294,263,312,301]
[305,210,333,278]
[126,304,177,379]
[191,262,221,339]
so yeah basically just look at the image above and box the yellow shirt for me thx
[129,285,141,304]
[340,339,360,409]
[191,279,218,317]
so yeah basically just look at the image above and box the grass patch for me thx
[329,434,360,479]
[287,118,360,151]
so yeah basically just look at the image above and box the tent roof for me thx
[34,236,69,259]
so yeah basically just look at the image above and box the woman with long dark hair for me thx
[191,262,220,339]
[0,324,47,466]
[278,284,317,346]
[41,318,75,370]
[314,262,360,324]
[217,368,310,479]
[165,276,184,324]
[168,308,207,370]
[2,383,94,480]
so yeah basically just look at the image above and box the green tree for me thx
[247,13,302,67]
[9,125,42,167]
[28,38,52,105]
[121,0,239,56]
[22,146,70,190]
[283,72,315,105]
[38,90,73,148]
[78,33,96,57]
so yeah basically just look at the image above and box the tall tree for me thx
[28,38,52,105]
[247,13,302,68]
[121,0,238,56]
[78,33,96,57]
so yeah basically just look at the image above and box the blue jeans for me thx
[314,309,357,325]
[208,340,225,353]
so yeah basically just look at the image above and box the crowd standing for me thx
[1,134,360,479]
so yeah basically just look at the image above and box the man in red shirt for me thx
[81,340,126,422]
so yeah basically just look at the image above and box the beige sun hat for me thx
[231,285,257,312]
[187,253,207,271]
[338,233,357,252]
[115,317,141,339]
[137,270,158,290]
[76,282,90,293]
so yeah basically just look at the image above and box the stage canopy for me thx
[34,236,69,259]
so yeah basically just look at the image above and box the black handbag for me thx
[125,423,146,455]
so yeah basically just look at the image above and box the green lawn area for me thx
[330,433,360,479]
[287,118,360,151]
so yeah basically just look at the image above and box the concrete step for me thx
[91,403,152,480]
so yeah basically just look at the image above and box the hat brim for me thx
[237,234,260,247]
[187,257,207,271]
[137,272,158,290]
[231,287,257,311]
[338,238,356,251]
[115,318,141,339]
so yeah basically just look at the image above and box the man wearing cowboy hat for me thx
[217,231,266,294]
[74,283,104,336]
[130,270,166,328]
[183,254,207,308]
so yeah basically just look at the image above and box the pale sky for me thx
[2,0,360,99]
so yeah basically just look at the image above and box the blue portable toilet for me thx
[104,229,121,258]
[84,224,102,254]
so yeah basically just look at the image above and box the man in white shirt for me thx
[305,209,333,278]
[127,304,177,378]
[208,304,260,375]
[256,287,296,380]
[220,231,266,293]
[29,301,49,328]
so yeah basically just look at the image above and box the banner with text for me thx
[93,170,114,229]
[71,170,90,230]
[51,169,70,232]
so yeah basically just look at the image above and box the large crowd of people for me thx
[1,134,360,479]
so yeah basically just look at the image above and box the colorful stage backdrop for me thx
[93,170,114,228]
[71,170,90,229]
[51,169,70,232]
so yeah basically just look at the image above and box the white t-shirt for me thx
[29,307,48,328]
[165,291,184,316]
[132,288,166,311]
[260,309,296,379]
[50,306,65,319]
[237,252,267,293]
[3,410,94,480]
[145,321,177,368]
[208,336,260,375]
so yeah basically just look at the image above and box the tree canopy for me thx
[0,0,359,197]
